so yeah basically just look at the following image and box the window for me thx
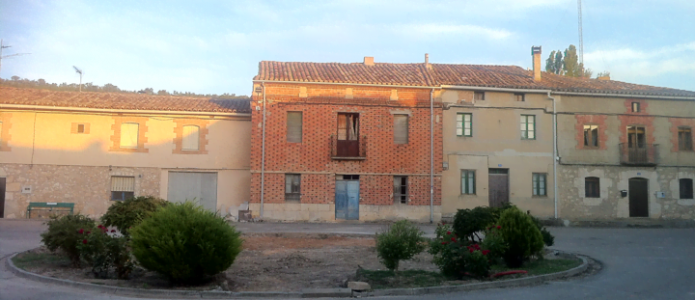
[583,125,599,148]
[337,113,359,141]
[627,126,646,148]
[680,178,694,199]
[77,124,85,133]
[285,174,301,202]
[111,176,135,201]
[461,170,476,194]
[474,91,485,101]
[182,125,200,151]
[515,93,525,102]
[393,176,408,203]
[394,115,409,144]
[532,173,547,196]
[456,113,472,137]
[120,123,139,149]
[678,127,693,151]
[520,115,536,140]
[287,112,303,143]
[632,102,640,112]
[585,177,600,198]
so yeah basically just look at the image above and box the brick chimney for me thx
[364,56,374,66]
[425,53,432,70]
[532,46,542,81]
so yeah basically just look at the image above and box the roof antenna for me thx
[0,39,31,77]
[73,66,83,92]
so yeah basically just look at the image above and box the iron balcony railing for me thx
[330,135,367,160]
[619,143,659,166]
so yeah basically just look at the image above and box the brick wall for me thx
[250,83,442,211]
[574,115,608,150]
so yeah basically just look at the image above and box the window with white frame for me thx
[520,115,536,140]
[461,170,476,194]
[182,125,200,151]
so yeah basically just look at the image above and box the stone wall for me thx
[1,164,160,219]
[558,164,695,220]
[248,202,441,223]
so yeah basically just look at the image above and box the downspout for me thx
[430,88,434,224]
[547,91,558,219]
[260,82,267,218]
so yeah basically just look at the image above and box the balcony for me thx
[331,135,367,160]
[619,143,659,166]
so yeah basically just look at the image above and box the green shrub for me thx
[452,204,511,243]
[76,224,133,279]
[40,214,95,267]
[130,202,243,284]
[375,220,426,271]
[101,196,167,236]
[481,226,508,264]
[497,207,544,268]
[428,223,491,278]
[531,216,555,246]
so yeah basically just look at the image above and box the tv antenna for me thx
[73,66,83,92]
[0,39,31,77]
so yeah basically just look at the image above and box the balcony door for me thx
[337,113,360,157]
[627,126,647,162]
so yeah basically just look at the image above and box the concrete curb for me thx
[6,251,589,298]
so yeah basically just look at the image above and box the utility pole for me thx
[0,39,31,78]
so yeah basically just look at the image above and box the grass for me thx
[357,258,582,289]
[12,252,71,270]
[356,269,447,289]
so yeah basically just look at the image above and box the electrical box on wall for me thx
[21,186,32,194]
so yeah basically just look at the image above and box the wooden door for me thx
[335,180,359,220]
[0,177,5,218]
[629,178,649,217]
[488,169,509,208]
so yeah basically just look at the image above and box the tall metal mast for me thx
[578,0,584,65]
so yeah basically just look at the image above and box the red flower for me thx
[441,242,447,245]
[97,225,103,229]
[469,248,474,253]
[446,231,451,235]
[82,239,87,244]
[78,229,84,234]
[482,250,490,256]
[111,229,116,233]
[442,221,446,225]
[497,225,501,229]
[451,237,456,242]
[86,231,91,235]
[474,244,480,250]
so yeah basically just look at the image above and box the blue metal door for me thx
[335,180,359,220]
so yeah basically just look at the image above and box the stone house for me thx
[0,87,251,219]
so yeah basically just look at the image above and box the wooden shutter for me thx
[287,112,302,143]
[182,125,200,150]
[394,115,408,144]
[120,123,139,148]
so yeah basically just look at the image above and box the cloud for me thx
[389,24,512,40]
[584,42,695,79]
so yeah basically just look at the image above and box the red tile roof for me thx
[0,87,251,113]
[254,61,695,98]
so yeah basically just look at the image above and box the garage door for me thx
[167,172,218,212]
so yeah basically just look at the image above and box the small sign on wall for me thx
[655,192,666,198]
[21,186,32,194]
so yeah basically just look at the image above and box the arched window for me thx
[680,178,694,199]
[585,177,600,198]
[182,125,200,151]
[120,123,139,149]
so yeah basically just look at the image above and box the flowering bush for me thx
[40,214,95,267]
[481,225,508,265]
[76,224,133,279]
[428,223,491,278]
[375,220,426,271]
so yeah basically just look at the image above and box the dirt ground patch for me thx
[15,233,437,292]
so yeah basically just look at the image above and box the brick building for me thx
[249,58,443,222]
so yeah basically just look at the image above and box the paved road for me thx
[1,220,694,300]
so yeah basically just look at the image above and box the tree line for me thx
[0,76,248,98]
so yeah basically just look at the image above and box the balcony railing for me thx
[619,143,659,166]
[330,135,367,160]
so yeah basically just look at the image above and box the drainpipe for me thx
[547,91,558,219]
[260,82,267,218]
[430,88,434,224]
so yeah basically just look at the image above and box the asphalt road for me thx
[1,220,694,300]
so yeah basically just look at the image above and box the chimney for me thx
[532,46,542,81]
[364,56,374,66]
[425,53,432,70]
[598,75,611,81]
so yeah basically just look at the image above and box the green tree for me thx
[545,50,563,74]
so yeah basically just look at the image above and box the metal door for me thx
[488,169,509,208]
[335,180,359,220]
[629,178,649,217]
[167,172,218,212]
[0,177,5,218]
